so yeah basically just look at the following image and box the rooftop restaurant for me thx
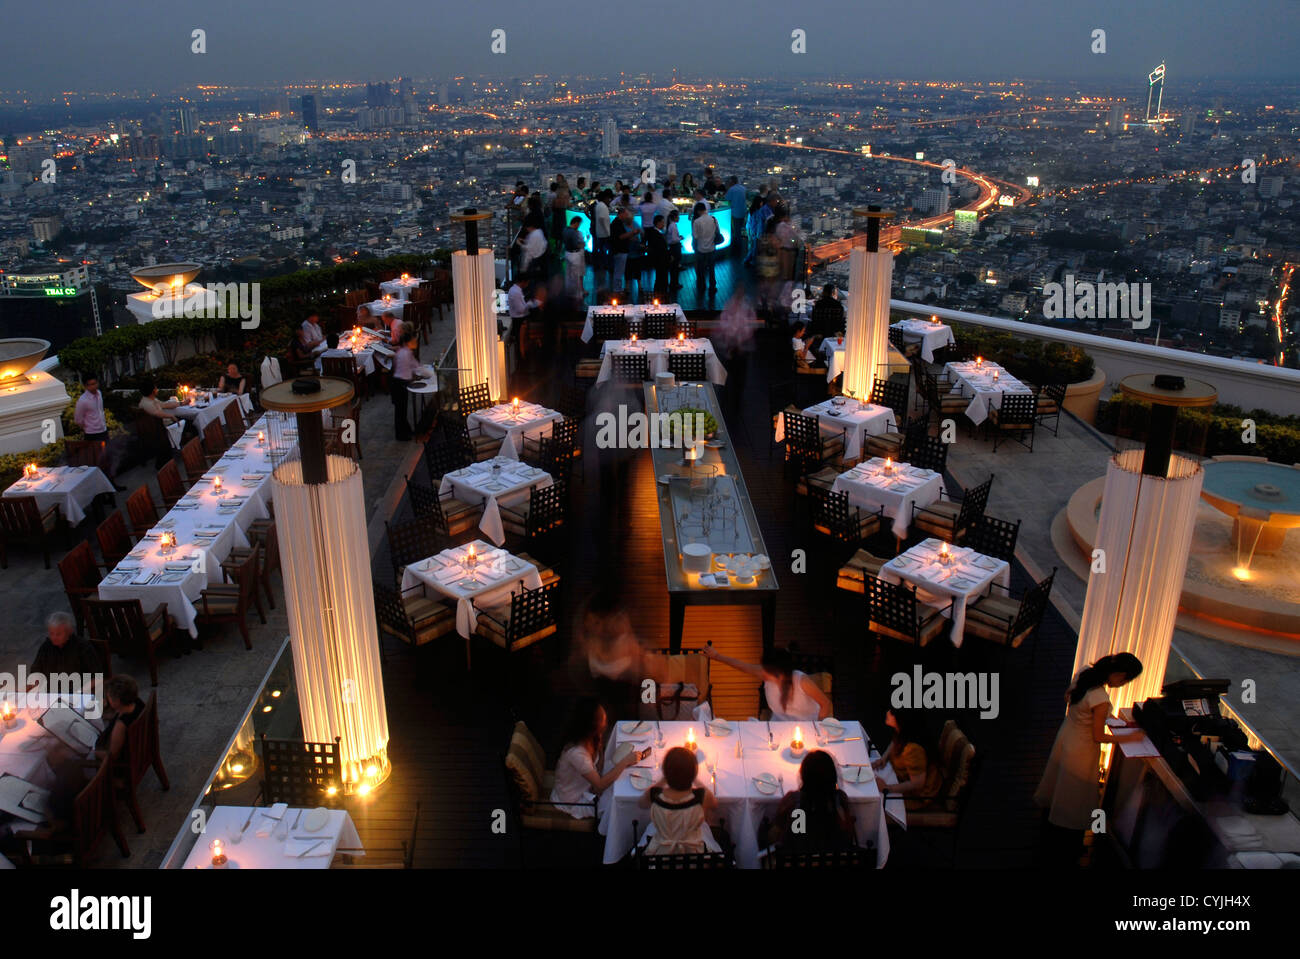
[1,192,1298,888]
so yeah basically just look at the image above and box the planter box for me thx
[1063,368,1106,425]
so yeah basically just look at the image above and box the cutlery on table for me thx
[240,808,256,833]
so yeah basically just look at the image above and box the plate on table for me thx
[301,807,331,833]
[628,769,655,791]
[752,772,780,795]
[620,721,652,738]
[820,719,846,739]
[752,554,771,570]
[705,439,725,449]
[706,719,732,736]
[842,765,874,785]
[612,741,635,763]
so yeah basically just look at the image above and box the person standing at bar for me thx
[1034,652,1144,867]
[611,207,638,295]
[592,188,613,288]
[645,214,669,297]
[562,215,587,299]
[691,202,718,298]
[390,329,419,441]
[724,176,747,256]
[665,209,683,293]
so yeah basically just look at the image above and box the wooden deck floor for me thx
[352,304,1084,868]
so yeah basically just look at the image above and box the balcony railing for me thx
[894,299,1300,416]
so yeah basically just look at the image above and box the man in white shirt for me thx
[691,204,719,296]
[73,375,124,488]
[518,223,547,279]
[506,276,540,368]
[301,314,325,349]
[592,189,612,286]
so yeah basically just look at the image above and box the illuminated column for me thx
[450,208,504,401]
[261,376,390,793]
[1072,375,1216,715]
[842,206,894,401]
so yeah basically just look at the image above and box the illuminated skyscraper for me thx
[601,118,619,158]
[300,95,319,132]
[1146,62,1166,123]
[1108,103,1123,135]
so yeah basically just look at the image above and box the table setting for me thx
[363,296,406,319]
[599,719,896,867]
[582,303,687,343]
[597,336,727,385]
[181,804,363,869]
[891,318,956,363]
[4,464,114,526]
[379,275,425,300]
[0,694,103,799]
[878,537,1010,646]
[943,359,1033,426]
[833,456,943,538]
[466,400,562,459]
[97,418,280,636]
[399,540,542,638]
[820,336,847,383]
[439,457,553,546]
[775,396,896,462]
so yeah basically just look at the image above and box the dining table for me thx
[364,298,406,319]
[878,538,1010,646]
[775,398,897,463]
[4,465,114,526]
[0,694,102,799]
[598,719,900,868]
[399,540,542,639]
[466,401,562,460]
[180,805,363,869]
[582,304,687,343]
[96,416,286,637]
[832,457,944,539]
[168,392,252,450]
[943,360,1033,426]
[596,337,727,386]
[891,318,956,363]
[379,276,425,300]
[438,457,553,546]
[820,337,847,383]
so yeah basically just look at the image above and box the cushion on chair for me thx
[442,496,480,519]
[476,603,556,651]
[403,595,451,628]
[796,466,842,497]
[966,594,1019,627]
[520,803,598,833]
[197,590,240,615]
[836,549,885,593]
[514,553,559,586]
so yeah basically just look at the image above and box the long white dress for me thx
[1033,677,1112,829]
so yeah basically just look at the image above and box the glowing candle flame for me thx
[686,728,696,749]
[213,475,222,492]
[792,726,804,749]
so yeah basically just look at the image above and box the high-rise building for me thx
[1180,112,1195,136]
[918,188,949,215]
[1108,103,1124,135]
[601,118,619,158]
[177,106,198,136]
[300,95,319,132]
[1146,62,1166,122]
[1259,177,1284,199]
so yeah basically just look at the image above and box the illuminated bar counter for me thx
[568,202,732,258]
[643,380,777,651]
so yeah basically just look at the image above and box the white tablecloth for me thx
[599,720,896,868]
[182,806,362,869]
[0,698,102,792]
[878,538,1010,647]
[4,466,113,526]
[596,338,727,386]
[97,417,283,637]
[169,393,251,449]
[364,298,405,318]
[892,319,955,363]
[775,399,896,462]
[316,345,376,378]
[582,304,687,343]
[438,458,553,546]
[943,361,1033,426]
[400,540,542,638]
[380,277,425,300]
[821,338,846,382]
[466,403,561,459]
[832,458,943,538]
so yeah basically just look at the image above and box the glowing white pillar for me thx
[452,250,504,401]
[843,246,892,402]
[1072,449,1204,714]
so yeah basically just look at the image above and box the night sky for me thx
[1,0,1297,94]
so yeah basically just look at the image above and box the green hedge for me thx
[58,253,445,381]
[1097,395,1300,464]
[0,443,67,491]
[945,322,1095,385]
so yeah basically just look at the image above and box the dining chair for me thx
[638,648,713,721]
[870,376,910,422]
[373,580,457,650]
[987,393,1038,452]
[63,438,103,469]
[903,432,949,475]
[500,480,568,544]
[474,580,561,677]
[386,514,446,582]
[0,495,61,569]
[226,520,281,610]
[180,437,207,482]
[156,459,187,508]
[966,568,1056,663]
[221,401,248,442]
[905,719,980,866]
[258,734,344,808]
[911,474,994,545]
[335,802,420,869]
[83,597,174,687]
[965,513,1021,563]
[457,381,493,418]
[95,510,135,567]
[809,487,884,547]
[13,757,130,866]
[783,411,845,475]
[592,313,629,342]
[196,544,262,649]
[202,420,228,464]
[109,691,170,833]
[124,485,159,536]
[405,474,480,539]
[611,352,650,384]
[835,549,889,595]
[58,540,107,634]
[866,577,951,649]
[502,720,599,867]
[667,352,707,382]
[864,413,928,462]
[1034,382,1067,436]
[761,845,873,869]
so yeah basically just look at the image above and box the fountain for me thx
[0,338,70,455]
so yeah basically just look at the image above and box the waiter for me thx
[74,375,125,490]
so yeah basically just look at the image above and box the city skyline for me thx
[1,0,1298,96]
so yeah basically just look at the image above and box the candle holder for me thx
[992,370,1000,383]
[975,356,983,369]
[256,430,265,446]
[23,463,38,479]
[465,545,478,570]
[212,475,223,497]
[938,544,953,567]
[1,700,16,729]
[160,531,176,555]
[209,839,228,868]
[883,458,895,476]
[789,727,806,757]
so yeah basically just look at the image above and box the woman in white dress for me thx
[551,699,646,818]
[1034,652,1144,863]
[637,746,718,856]
[702,645,831,721]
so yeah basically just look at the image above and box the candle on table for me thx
[210,838,227,867]
[686,728,696,751]
[257,430,265,445]
[212,475,222,494]
[1,700,15,728]
[791,726,805,752]
[24,462,37,478]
